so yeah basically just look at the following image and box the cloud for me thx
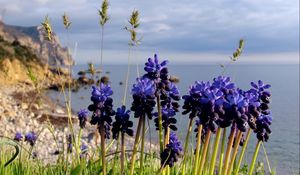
[0,0,298,63]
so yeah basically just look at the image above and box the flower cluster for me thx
[154,82,181,131]
[88,83,115,139]
[14,132,23,142]
[78,109,89,129]
[112,105,134,139]
[143,54,168,82]
[131,77,156,119]
[248,80,272,142]
[25,131,38,146]
[160,132,183,167]
[183,77,272,141]
[143,54,181,131]
[14,131,38,146]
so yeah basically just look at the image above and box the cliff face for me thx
[0,21,73,66]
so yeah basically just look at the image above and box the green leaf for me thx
[70,164,82,175]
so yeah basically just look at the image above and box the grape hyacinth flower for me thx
[14,132,23,142]
[25,132,37,146]
[78,109,89,129]
[131,77,156,118]
[160,132,183,167]
[182,81,211,119]
[88,83,115,139]
[255,113,272,142]
[143,54,168,82]
[112,105,134,139]
[80,143,88,159]
[212,76,236,94]
[154,82,181,131]
[220,90,249,131]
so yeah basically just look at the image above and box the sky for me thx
[0,0,299,64]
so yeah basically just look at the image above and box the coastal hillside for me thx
[0,21,73,85]
[0,21,73,66]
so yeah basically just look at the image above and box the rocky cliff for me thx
[0,21,73,66]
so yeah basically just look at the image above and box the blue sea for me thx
[48,63,299,174]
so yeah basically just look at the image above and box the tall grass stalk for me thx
[99,122,106,175]
[129,116,143,175]
[222,127,236,175]
[121,133,125,175]
[248,141,262,175]
[139,116,146,175]
[209,128,222,175]
[181,118,193,175]
[228,130,243,175]
[198,130,211,175]
[235,129,251,175]
[218,128,227,175]
[156,95,164,153]
[192,124,203,175]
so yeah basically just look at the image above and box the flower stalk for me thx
[181,118,193,175]
[192,124,203,175]
[129,116,143,175]
[198,130,211,175]
[218,128,227,175]
[248,141,262,175]
[209,128,222,175]
[222,127,236,175]
[228,130,243,175]
[235,129,251,175]
[156,95,164,152]
[139,116,146,175]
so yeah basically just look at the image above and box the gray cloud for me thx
[0,0,298,63]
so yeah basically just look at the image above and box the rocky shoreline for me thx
[0,83,157,164]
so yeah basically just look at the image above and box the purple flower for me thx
[212,76,236,92]
[14,132,23,142]
[131,77,155,97]
[250,80,271,94]
[223,91,248,109]
[131,77,156,119]
[88,83,115,139]
[160,132,182,167]
[154,107,177,131]
[25,132,37,146]
[91,83,113,103]
[112,106,134,139]
[143,54,168,81]
[78,109,89,128]
[255,113,272,142]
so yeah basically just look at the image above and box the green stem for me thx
[209,128,222,175]
[112,136,120,175]
[164,128,170,175]
[262,143,272,173]
[100,122,106,175]
[156,95,164,152]
[218,128,227,175]
[122,46,132,106]
[120,133,125,175]
[198,130,211,175]
[248,141,262,175]
[228,130,243,175]
[139,116,146,175]
[192,124,203,175]
[100,26,104,74]
[129,116,143,175]
[235,129,251,175]
[222,127,236,175]
[181,118,194,175]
